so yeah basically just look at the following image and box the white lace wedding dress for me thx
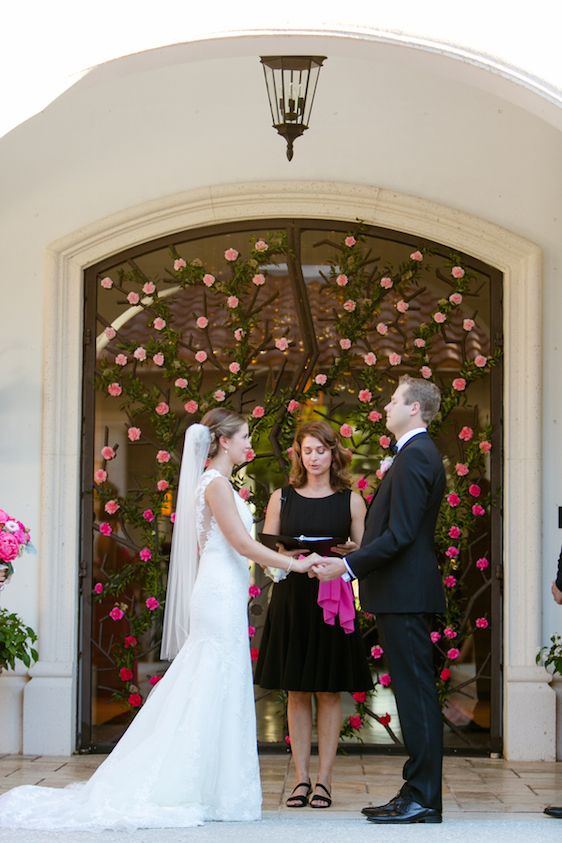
[0,470,261,830]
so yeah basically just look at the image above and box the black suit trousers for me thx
[377,613,443,810]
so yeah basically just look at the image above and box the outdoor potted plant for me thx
[537,634,562,759]
[0,507,38,673]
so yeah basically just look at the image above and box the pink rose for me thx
[119,667,134,682]
[109,606,124,621]
[349,714,363,730]
[100,276,113,289]
[420,366,432,379]
[444,627,457,639]
[238,487,251,501]
[94,582,104,594]
[447,493,461,507]
[139,547,152,562]
[133,346,147,361]
[452,378,466,391]
[248,625,256,638]
[315,373,327,386]
[440,668,452,681]
[376,322,388,335]
[128,693,143,708]
[287,399,300,413]
[229,362,241,374]
[245,449,256,462]
[455,462,469,476]
[339,338,352,350]
[115,354,128,367]
[203,274,215,287]
[157,480,169,492]
[358,389,372,403]
[227,296,239,309]
[107,383,122,397]
[104,500,120,515]
[449,292,463,305]
[95,469,107,483]
[380,276,393,289]
[104,326,116,339]
[451,266,465,279]
[475,617,489,629]
[357,477,369,491]
[142,281,156,295]
[433,311,446,324]
[153,317,166,331]
[370,645,384,659]
[379,673,391,687]
[254,240,268,252]
[155,402,169,416]
[175,377,188,389]
[124,635,138,648]
[472,504,486,517]
[446,546,459,558]
[127,427,141,442]
[389,353,402,366]
[143,509,155,522]
[479,440,492,453]
[463,318,475,331]
[184,400,198,414]
[364,352,377,366]
[127,291,140,305]
[214,390,226,402]
[474,355,487,368]
[448,525,461,539]
[410,250,423,262]
[396,299,409,313]
[352,691,367,703]
[196,316,209,329]
[343,299,356,312]
[195,350,207,364]
[156,450,171,463]
[275,337,289,351]
[476,557,489,570]
[468,483,481,497]
[173,258,187,271]
[250,647,260,662]
[337,424,352,439]
[379,435,391,449]
[0,533,19,562]
[101,446,116,461]
[367,410,382,423]
[447,647,460,660]
[249,584,261,598]
[413,337,426,348]
[224,248,239,261]
[146,597,160,611]
[152,352,164,366]
[149,675,162,686]
[344,236,357,247]
[284,735,291,746]
[458,426,474,441]
[252,405,265,418]
[336,274,348,287]
[430,631,441,643]
[252,273,265,286]
[170,513,176,523]
[444,575,457,588]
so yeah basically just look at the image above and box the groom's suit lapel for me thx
[365,432,429,518]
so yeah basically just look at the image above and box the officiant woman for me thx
[254,420,372,809]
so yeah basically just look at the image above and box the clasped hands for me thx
[278,542,356,581]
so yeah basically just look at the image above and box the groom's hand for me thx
[312,557,346,581]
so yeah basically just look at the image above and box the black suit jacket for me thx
[347,431,446,614]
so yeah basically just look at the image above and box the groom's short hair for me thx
[399,375,441,424]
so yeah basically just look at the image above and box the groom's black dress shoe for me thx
[361,794,402,816]
[365,799,442,824]
[544,806,562,818]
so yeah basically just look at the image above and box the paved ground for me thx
[1,753,562,841]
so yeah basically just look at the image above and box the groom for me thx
[314,375,446,824]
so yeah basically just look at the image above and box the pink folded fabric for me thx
[317,579,355,634]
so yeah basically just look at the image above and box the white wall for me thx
[0,30,561,753]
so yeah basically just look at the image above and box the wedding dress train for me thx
[0,469,261,830]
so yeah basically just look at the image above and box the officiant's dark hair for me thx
[399,375,441,424]
[202,408,246,458]
[289,421,352,491]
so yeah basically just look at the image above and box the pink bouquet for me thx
[0,509,32,579]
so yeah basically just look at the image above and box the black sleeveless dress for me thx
[254,486,373,692]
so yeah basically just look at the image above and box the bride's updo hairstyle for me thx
[201,407,246,458]
[289,420,352,491]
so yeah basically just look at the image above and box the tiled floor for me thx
[1,752,561,816]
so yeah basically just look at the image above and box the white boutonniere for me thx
[379,455,395,476]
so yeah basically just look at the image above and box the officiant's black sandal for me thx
[310,782,332,808]
[286,781,312,808]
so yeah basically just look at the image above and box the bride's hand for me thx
[291,552,320,574]
[330,540,358,556]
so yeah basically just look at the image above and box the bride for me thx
[0,408,315,830]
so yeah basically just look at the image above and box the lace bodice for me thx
[196,469,253,556]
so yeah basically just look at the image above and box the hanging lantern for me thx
[260,55,327,161]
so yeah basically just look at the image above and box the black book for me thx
[258,533,347,555]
